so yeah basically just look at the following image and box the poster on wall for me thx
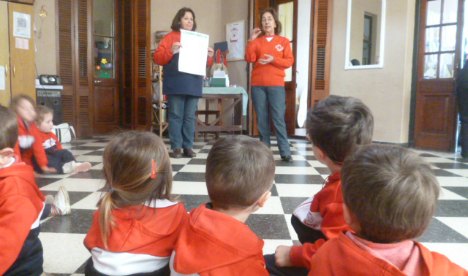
[0,66,5,91]
[13,12,31,39]
[226,21,245,61]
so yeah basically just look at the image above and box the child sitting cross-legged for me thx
[84,131,188,276]
[170,135,275,275]
[35,105,91,174]
[0,105,70,276]
[309,144,467,275]
[266,95,374,275]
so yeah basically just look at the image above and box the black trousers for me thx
[5,228,43,276]
[291,215,326,244]
[84,257,170,276]
[458,87,468,158]
[264,254,308,276]
[34,147,75,174]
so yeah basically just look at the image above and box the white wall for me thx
[151,0,224,49]
[34,0,57,75]
[296,0,312,127]
[330,0,416,144]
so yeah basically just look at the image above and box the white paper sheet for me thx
[15,37,29,50]
[13,12,31,39]
[0,66,5,91]
[178,30,209,76]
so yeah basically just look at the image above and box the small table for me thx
[196,87,248,137]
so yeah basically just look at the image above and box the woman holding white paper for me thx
[154,7,213,158]
[245,8,294,162]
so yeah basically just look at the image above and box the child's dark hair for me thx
[10,94,36,113]
[306,95,373,164]
[36,105,53,124]
[0,105,18,149]
[206,135,275,209]
[342,144,440,243]
[171,7,197,31]
[99,131,173,248]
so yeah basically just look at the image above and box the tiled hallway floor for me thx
[36,135,468,275]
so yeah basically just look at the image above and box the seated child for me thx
[35,105,91,174]
[84,131,188,276]
[309,144,468,275]
[268,95,374,274]
[10,95,56,173]
[0,105,70,276]
[170,135,275,275]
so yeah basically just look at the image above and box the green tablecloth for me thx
[202,87,248,116]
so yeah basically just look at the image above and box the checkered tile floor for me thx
[36,135,468,275]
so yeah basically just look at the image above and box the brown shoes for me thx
[170,148,182,158]
[183,148,197,158]
[170,148,196,158]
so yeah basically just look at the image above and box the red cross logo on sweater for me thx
[275,44,284,51]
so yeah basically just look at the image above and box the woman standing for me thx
[245,8,294,162]
[154,7,213,158]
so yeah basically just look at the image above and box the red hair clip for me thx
[151,160,158,179]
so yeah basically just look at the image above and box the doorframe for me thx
[409,0,464,150]
[409,0,423,147]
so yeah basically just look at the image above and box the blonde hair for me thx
[10,94,36,113]
[342,144,440,243]
[35,105,53,124]
[206,135,275,209]
[0,105,18,149]
[99,131,173,248]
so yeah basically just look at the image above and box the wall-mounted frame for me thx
[344,0,386,70]
[226,20,245,61]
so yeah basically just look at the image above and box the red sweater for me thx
[172,204,268,276]
[245,35,294,86]
[17,118,48,168]
[290,172,350,267]
[0,163,45,274]
[309,232,468,276]
[84,199,188,275]
[35,131,63,151]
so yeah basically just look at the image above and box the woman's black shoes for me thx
[281,155,292,162]
[170,148,182,158]
[183,148,197,158]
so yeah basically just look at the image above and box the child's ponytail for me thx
[98,191,115,249]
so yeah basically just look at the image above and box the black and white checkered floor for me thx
[36,135,468,275]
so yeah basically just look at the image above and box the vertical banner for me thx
[226,21,245,61]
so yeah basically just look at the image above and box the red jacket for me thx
[35,131,63,151]
[84,199,188,275]
[245,35,294,86]
[172,204,268,276]
[309,232,468,276]
[0,163,45,274]
[290,172,350,267]
[17,117,48,168]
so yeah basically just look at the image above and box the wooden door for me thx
[74,0,93,137]
[119,0,132,128]
[275,0,297,135]
[131,0,152,130]
[309,0,332,108]
[8,2,35,100]
[92,0,120,133]
[414,0,462,151]
[0,1,11,106]
[57,0,75,126]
